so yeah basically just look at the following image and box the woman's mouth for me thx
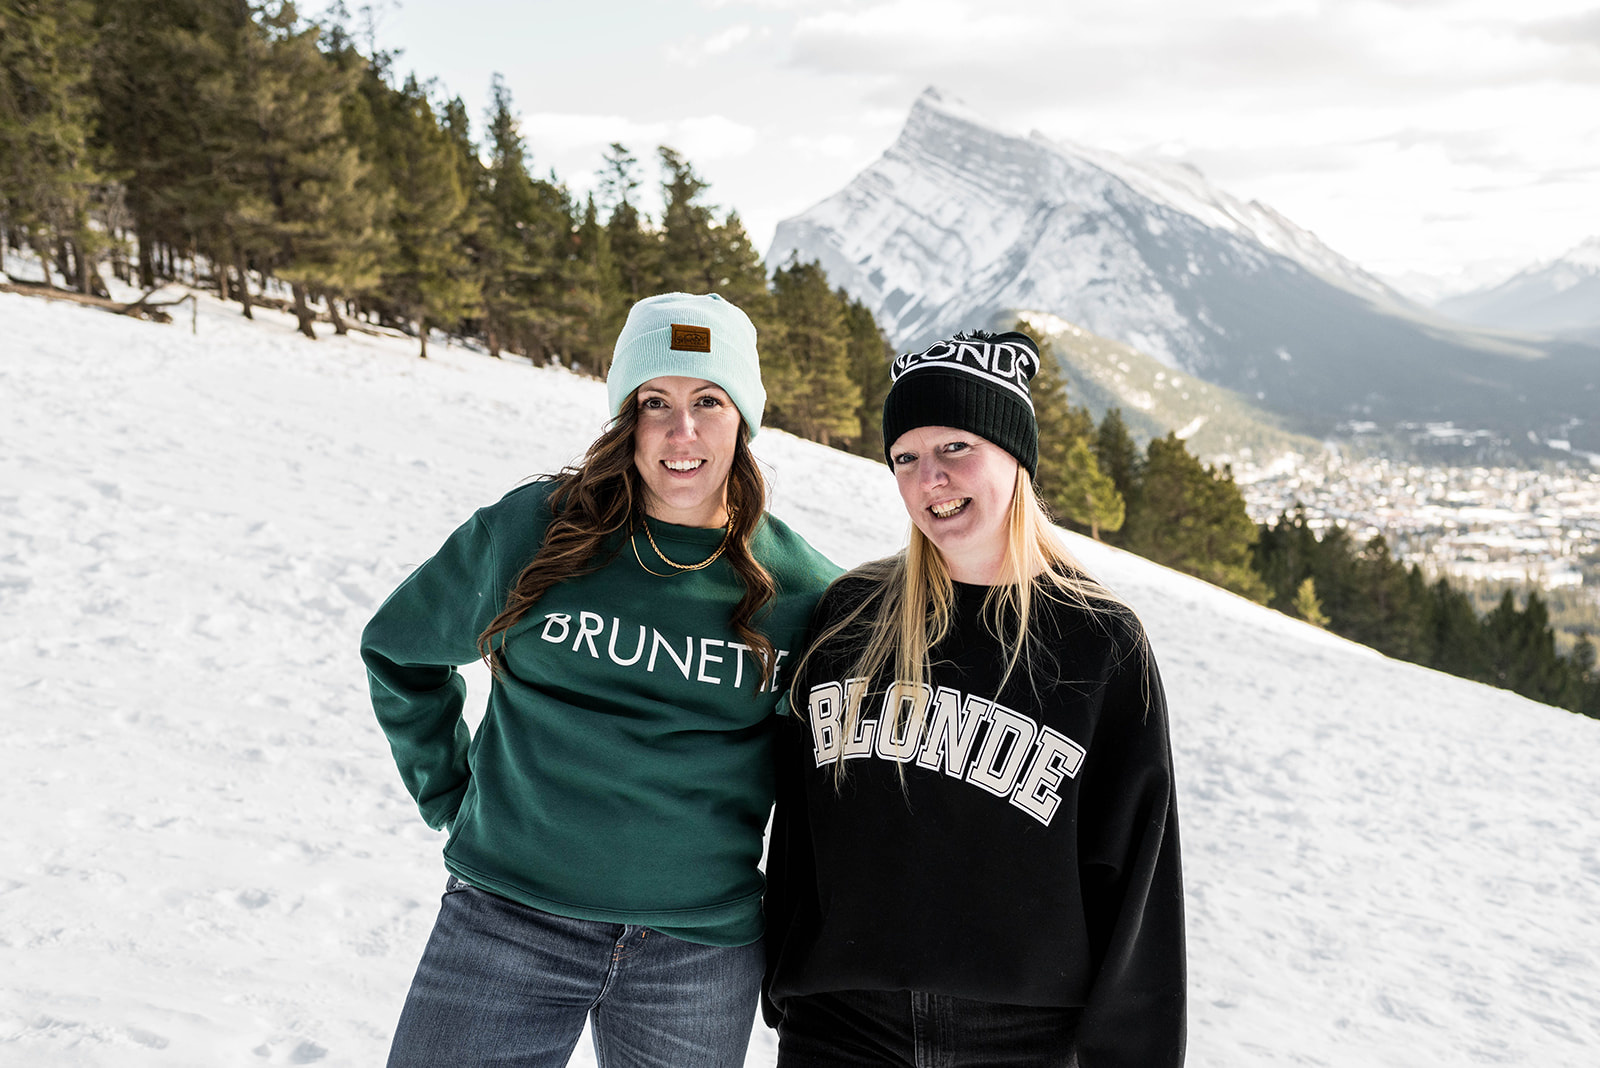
[663,459,705,472]
[929,498,969,519]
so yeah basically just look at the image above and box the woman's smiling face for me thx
[889,425,1019,584]
[632,376,743,527]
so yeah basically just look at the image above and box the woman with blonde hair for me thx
[362,292,839,1067]
[763,329,1186,1067]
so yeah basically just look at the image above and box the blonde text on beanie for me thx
[606,292,767,439]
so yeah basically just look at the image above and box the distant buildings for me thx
[1234,451,1600,593]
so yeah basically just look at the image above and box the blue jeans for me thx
[774,988,1080,1068]
[387,876,763,1068]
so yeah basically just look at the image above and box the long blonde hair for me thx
[791,468,1135,784]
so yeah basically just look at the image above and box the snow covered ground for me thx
[2,283,1598,1066]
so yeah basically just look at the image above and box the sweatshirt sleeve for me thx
[1074,632,1187,1067]
[360,511,504,831]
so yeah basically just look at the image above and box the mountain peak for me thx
[769,93,1599,452]
[911,85,989,127]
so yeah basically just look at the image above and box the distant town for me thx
[1232,433,1600,597]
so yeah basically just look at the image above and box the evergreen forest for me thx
[4,0,1594,719]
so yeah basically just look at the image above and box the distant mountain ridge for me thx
[770,88,1600,454]
[1438,236,1600,339]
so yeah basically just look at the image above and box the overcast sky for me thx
[343,0,1600,295]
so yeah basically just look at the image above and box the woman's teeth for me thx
[930,498,969,518]
[664,459,704,472]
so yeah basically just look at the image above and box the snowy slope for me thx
[2,288,1599,1067]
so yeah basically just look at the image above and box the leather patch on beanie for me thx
[670,324,711,352]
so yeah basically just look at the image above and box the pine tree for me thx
[232,2,384,338]
[313,28,395,335]
[656,146,717,294]
[368,73,476,356]
[1425,576,1489,681]
[1484,590,1570,707]
[1093,408,1142,547]
[1570,634,1600,719]
[1252,505,1321,614]
[90,0,206,289]
[1056,438,1125,540]
[566,193,625,375]
[1125,432,1266,601]
[599,143,657,303]
[1294,576,1329,628]
[475,74,541,357]
[178,0,291,316]
[475,76,581,362]
[765,258,862,446]
[1028,328,1121,538]
[1,0,107,292]
[840,295,892,459]
[708,210,770,313]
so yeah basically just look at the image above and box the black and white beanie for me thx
[881,329,1042,478]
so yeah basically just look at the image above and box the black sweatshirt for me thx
[763,574,1186,1067]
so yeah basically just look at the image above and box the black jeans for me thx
[775,988,1080,1068]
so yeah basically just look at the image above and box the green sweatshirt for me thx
[362,480,839,946]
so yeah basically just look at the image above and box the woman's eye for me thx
[695,395,724,408]
[639,396,666,410]
[943,441,969,454]
[892,453,915,466]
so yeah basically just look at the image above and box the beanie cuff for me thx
[607,293,766,438]
[882,369,1039,478]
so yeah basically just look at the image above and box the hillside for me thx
[1015,310,1322,461]
[2,288,1599,1066]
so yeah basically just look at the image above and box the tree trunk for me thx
[418,318,428,358]
[136,221,155,290]
[38,246,53,287]
[234,248,254,320]
[325,292,349,336]
[112,234,130,285]
[290,282,317,339]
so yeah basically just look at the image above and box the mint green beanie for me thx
[606,292,766,439]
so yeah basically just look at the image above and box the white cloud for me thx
[667,23,767,65]
[673,115,761,159]
[371,0,1600,275]
[521,113,756,165]
[785,132,858,157]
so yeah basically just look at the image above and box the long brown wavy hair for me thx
[476,394,779,688]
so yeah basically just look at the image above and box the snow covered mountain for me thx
[4,284,1599,1066]
[1438,236,1600,341]
[770,88,1600,452]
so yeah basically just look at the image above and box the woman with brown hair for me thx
[362,292,838,1067]
[763,329,1186,1067]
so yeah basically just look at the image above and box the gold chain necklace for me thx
[630,511,735,577]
